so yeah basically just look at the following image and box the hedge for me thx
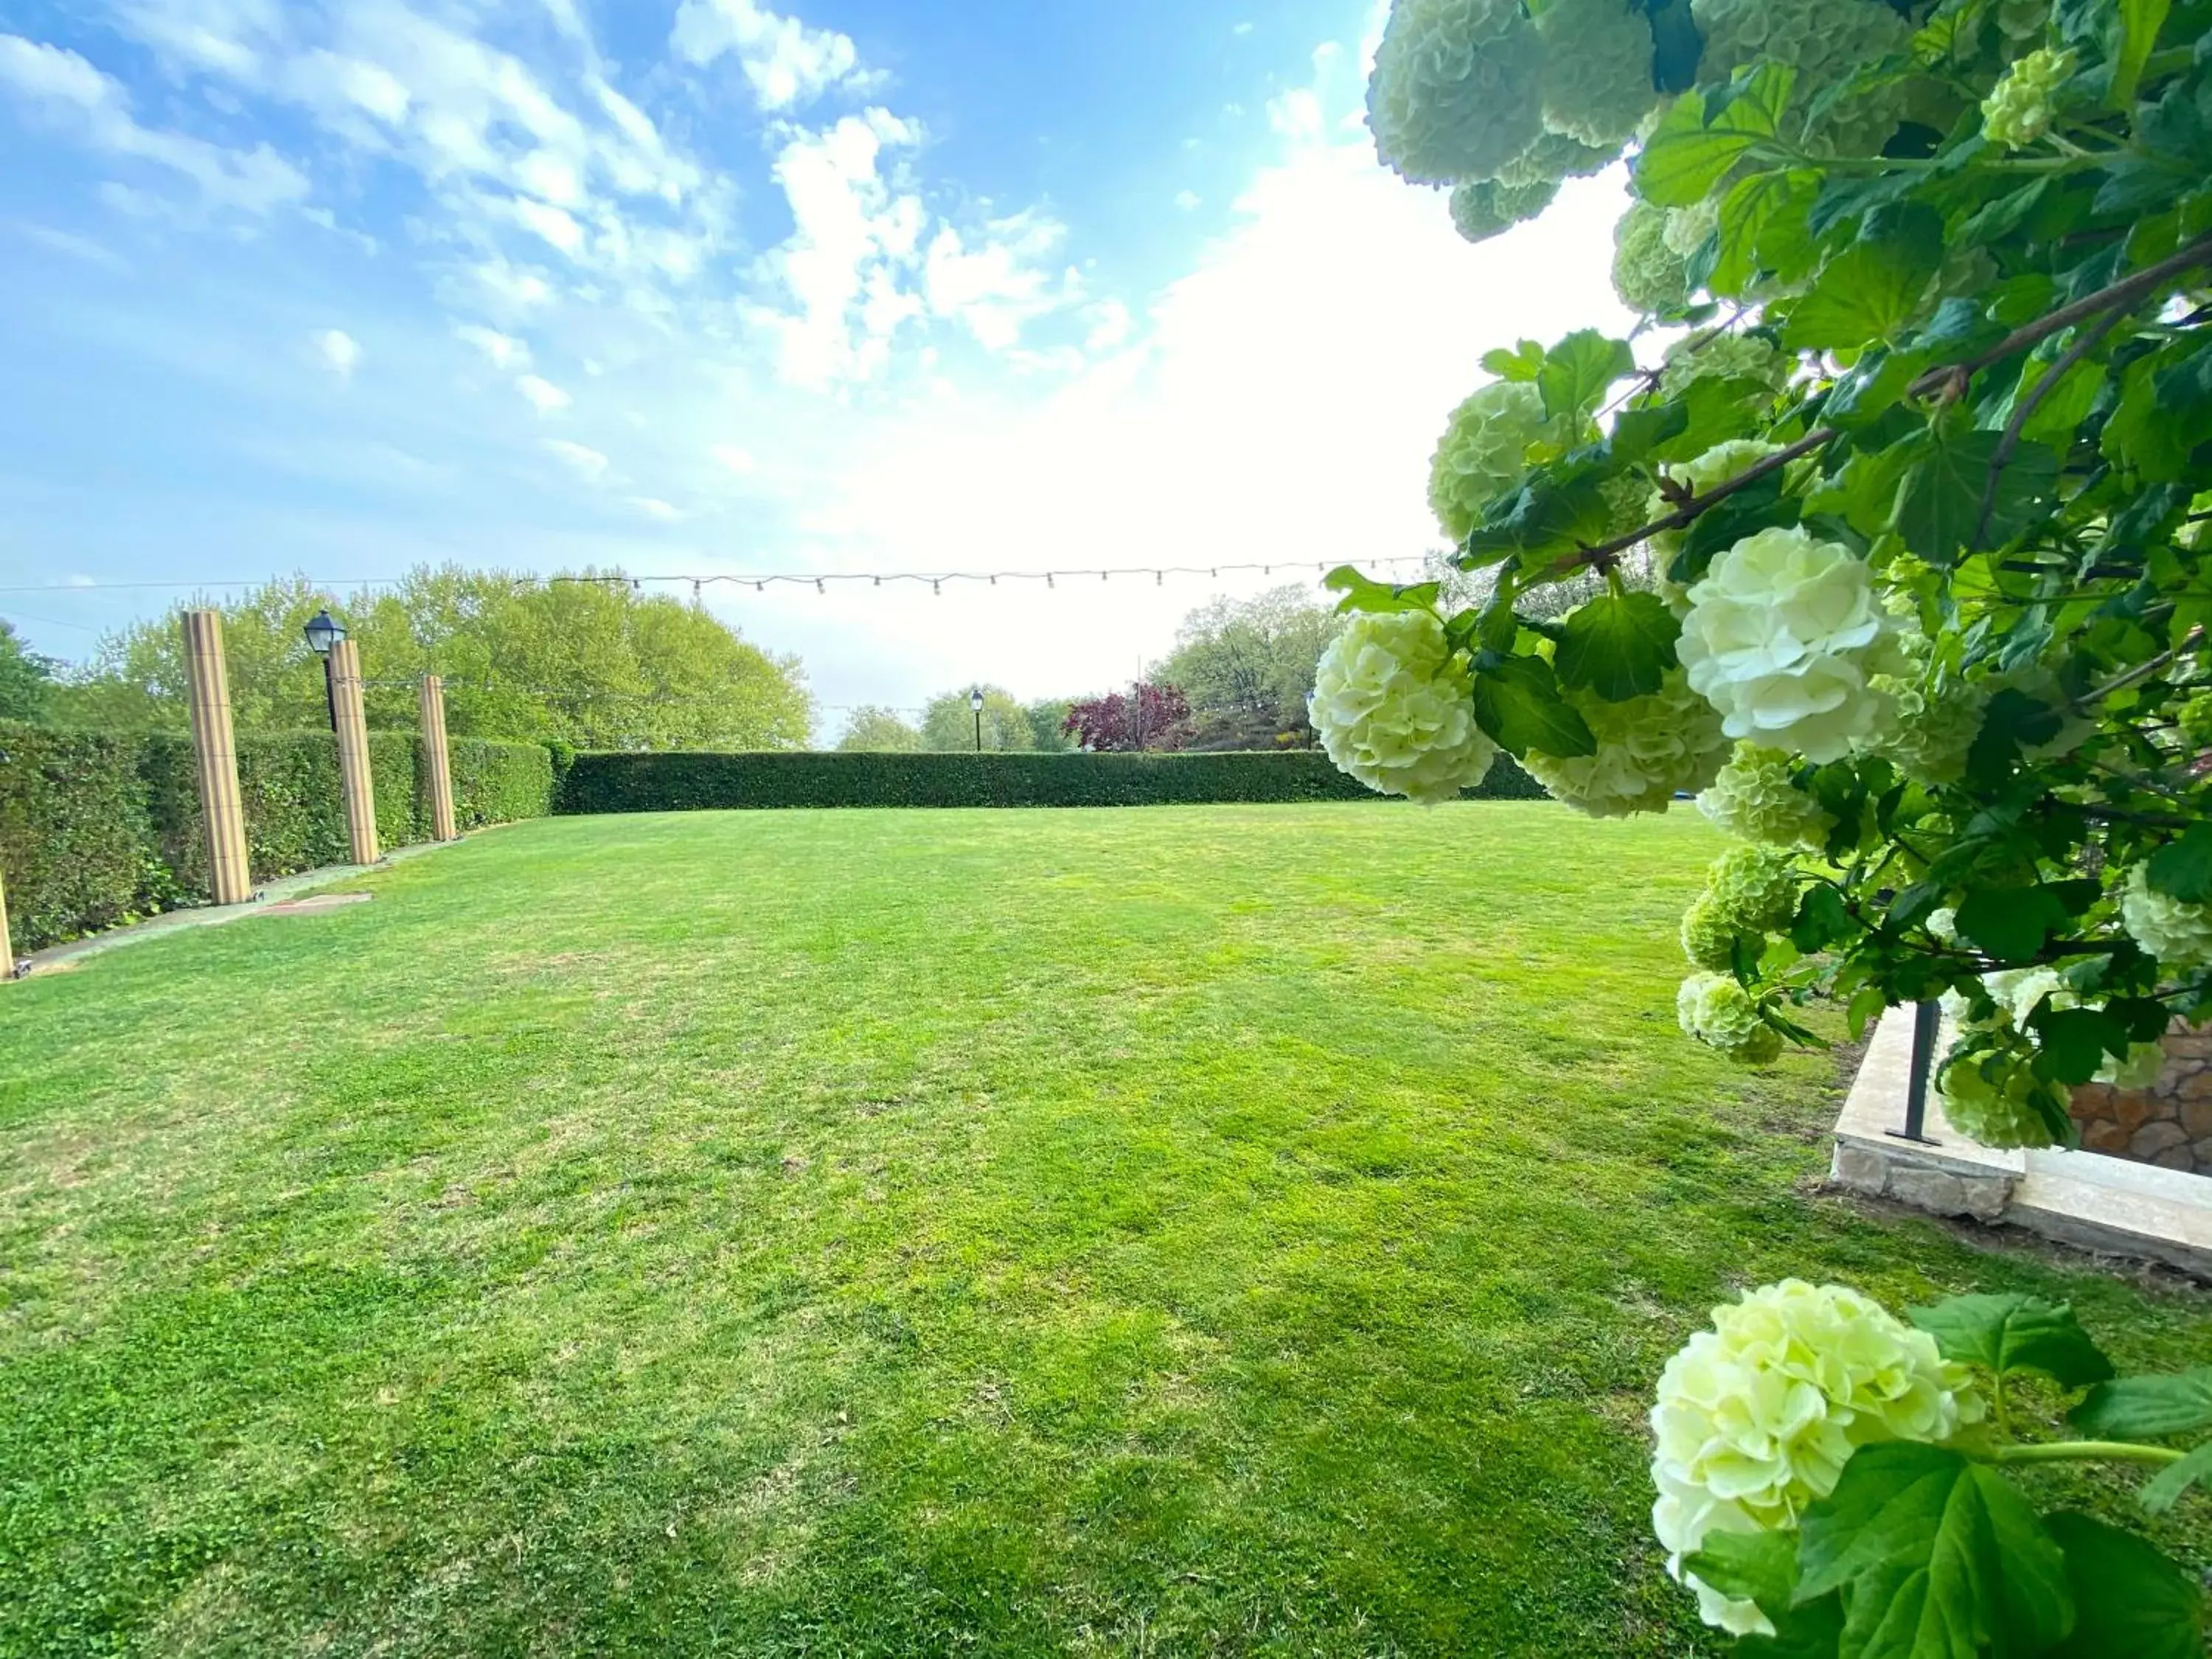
[554,748,1551,814]
[0,723,554,953]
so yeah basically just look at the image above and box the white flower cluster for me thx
[1534,0,1661,147]
[1867,672,1989,787]
[1937,1051,2058,1149]
[1427,381,1554,543]
[1498,129,1618,190]
[1521,663,1731,818]
[1449,177,1561,245]
[1982,47,2073,150]
[1689,0,1914,156]
[1656,333,1792,403]
[1978,966,2166,1090]
[1677,973,1782,1064]
[1653,1281,1982,1635]
[1681,845,1801,971]
[1697,743,1834,849]
[1367,0,1548,184]
[2121,864,2212,971]
[1647,440,1784,602]
[1679,527,1905,764]
[1613,200,1691,315]
[1310,611,1499,804]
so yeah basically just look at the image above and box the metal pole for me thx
[974,709,982,752]
[323,655,338,733]
[1888,999,1943,1145]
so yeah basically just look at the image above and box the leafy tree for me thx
[52,568,813,749]
[1338,0,2212,1638]
[1024,698,1079,751]
[920,686,1034,751]
[838,706,923,751]
[0,620,56,722]
[1064,681,1191,751]
[1158,587,1341,741]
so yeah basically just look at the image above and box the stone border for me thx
[1831,1008,2212,1278]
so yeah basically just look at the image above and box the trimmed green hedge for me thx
[0,723,554,953]
[555,748,1551,814]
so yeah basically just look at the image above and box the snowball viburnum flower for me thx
[1427,380,1554,543]
[1705,844,1800,936]
[1648,440,1784,601]
[1678,527,1903,763]
[1367,0,1547,184]
[2120,864,2212,971]
[1496,128,1619,189]
[1652,1280,1983,1635]
[1677,973,1782,1064]
[1520,663,1731,817]
[1868,672,1989,787]
[1656,333,1792,403]
[1976,965,2167,1090]
[1613,200,1691,314]
[1697,744,1834,849]
[1449,176,1560,244]
[1534,0,1660,147]
[1982,47,2074,150]
[1690,0,1914,156]
[1310,611,1499,804]
[1938,1051,2061,1149]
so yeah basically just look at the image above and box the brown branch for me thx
[1562,233,2212,573]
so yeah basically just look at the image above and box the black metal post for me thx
[973,709,982,752]
[321,655,338,733]
[1886,998,1943,1145]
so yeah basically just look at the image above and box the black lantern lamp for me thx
[304,608,346,731]
[970,686,985,753]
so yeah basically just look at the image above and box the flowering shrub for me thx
[1308,610,1498,804]
[1335,0,2212,1632]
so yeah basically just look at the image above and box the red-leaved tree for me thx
[1062,681,1189,752]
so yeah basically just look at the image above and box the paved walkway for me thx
[15,833,477,977]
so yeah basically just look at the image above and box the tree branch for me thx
[1975,307,2126,547]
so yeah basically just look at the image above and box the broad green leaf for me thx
[1646,0,1703,94]
[1906,1294,2115,1387]
[1796,1443,2073,1659]
[1481,340,1546,383]
[1321,567,1441,616]
[2043,1512,2203,1658]
[1538,330,1635,426]
[1891,428,2059,565]
[1954,886,2073,964]
[1669,470,1801,587]
[1792,886,1854,953]
[2070,1367,2212,1439]
[1635,64,1796,209]
[2010,352,2104,448]
[2140,1443,2212,1514]
[2146,821,2212,904]
[1686,1528,1800,1619]
[2027,1006,2131,1086]
[1554,591,1680,701]
[1470,653,1596,760]
[1610,400,1691,465]
[1711,169,1820,296]
[1781,204,1943,352]
[1964,688,2065,785]
[2111,0,2173,105]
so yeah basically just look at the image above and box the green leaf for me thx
[1481,340,1546,383]
[1634,64,1795,209]
[1538,330,1635,426]
[2011,352,2104,449]
[1321,567,1441,616]
[1964,688,2064,786]
[2070,1368,2212,1439]
[1555,591,1680,701]
[1781,204,1943,352]
[1610,400,1691,465]
[1469,654,1596,760]
[1952,888,2070,966]
[1792,885,1854,953]
[2140,1443,2212,1514]
[1686,1528,1801,1620]
[2043,1512,2203,1658]
[1796,1443,2074,1659]
[2028,1006,2130,1086]
[2146,822,2212,903]
[1668,469,1800,587]
[1711,169,1820,296]
[2111,0,2173,105]
[1891,428,2059,566]
[1906,1294,2115,1387]
[1646,0,1703,94]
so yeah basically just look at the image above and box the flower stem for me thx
[1994,1440,2184,1467]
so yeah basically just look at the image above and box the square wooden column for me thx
[183,609,255,905]
[327,637,380,866]
[419,675,458,843]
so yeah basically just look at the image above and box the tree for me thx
[838,706,922,751]
[1335,0,2212,1638]
[1024,698,1078,751]
[52,567,814,749]
[1158,586,1341,742]
[1064,681,1190,751]
[0,620,56,723]
[920,686,1034,751]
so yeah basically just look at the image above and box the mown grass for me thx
[1,804,2205,1657]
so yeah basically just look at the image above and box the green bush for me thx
[0,722,554,953]
[556,748,1551,814]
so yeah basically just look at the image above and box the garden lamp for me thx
[970,687,984,752]
[304,608,345,732]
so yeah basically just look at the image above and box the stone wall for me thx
[2068,1023,2212,1175]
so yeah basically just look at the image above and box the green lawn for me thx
[2,804,2206,1657]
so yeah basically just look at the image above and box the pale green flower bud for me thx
[1522,662,1732,818]
[1697,743,1834,849]
[1613,200,1691,314]
[1982,47,2073,150]
[1427,380,1554,544]
[1676,972,1784,1062]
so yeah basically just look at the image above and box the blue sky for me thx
[0,0,1629,727]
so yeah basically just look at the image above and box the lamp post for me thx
[970,686,985,753]
[304,608,345,732]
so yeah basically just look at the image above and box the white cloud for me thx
[669,0,864,110]
[630,495,680,521]
[12,221,131,270]
[313,327,361,377]
[711,444,758,474]
[0,32,307,213]
[1175,190,1200,212]
[543,438,607,479]
[454,324,530,369]
[516,373,571,412]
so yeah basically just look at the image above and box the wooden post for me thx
[327,637,380,866]
[0,857,14,975]
[419,674,458,843]
[183,609,254,905]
